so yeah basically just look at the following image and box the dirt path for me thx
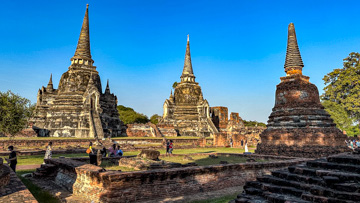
[17,164,40,170]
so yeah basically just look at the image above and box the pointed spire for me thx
[284,23,304,76]
[180,34,196,83]
[71,4,94,66]
[105,79,111,94]
[170,89,173,98]
[47,73,53,91]
[48,74,53,85]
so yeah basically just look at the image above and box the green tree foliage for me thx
[322,52,360,136]
[172,82,178,89]
[150,114,161,124]
[117,105,149,125]
[322,52,360,120]
[0,90,34,136]
[243,120,266,127]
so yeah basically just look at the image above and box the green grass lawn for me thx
[1,147,253,166]
[190,192,238,203]
[158,147,254,155]
[16,169,61,203]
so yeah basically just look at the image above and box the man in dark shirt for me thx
[5,146,17,172]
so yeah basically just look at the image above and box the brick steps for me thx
[234,151,360,203]
[33,163,57,178]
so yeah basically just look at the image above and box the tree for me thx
[322,52,360,120]
[172,82,178,89]
[322,52,360,136]
[322,100,359,136]
[243,120,266,127]
[150,114,161,124]
[117,105,149,125]
[0,90,34,136]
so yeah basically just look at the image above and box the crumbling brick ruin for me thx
[211,106,264,147]
[256,23,349,158]
[158,35,218,137]
[30,5,125,138]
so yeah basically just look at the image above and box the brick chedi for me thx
[256,23,348,158]
[30,5,125,138]
[158,35,218,137]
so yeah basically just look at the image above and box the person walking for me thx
[43,142,53,164]
[168,140,174,156]
[166,140,170,156]
[5,146,17,172]
[244,140,249,153]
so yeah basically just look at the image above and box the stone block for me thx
[137,150,160,160]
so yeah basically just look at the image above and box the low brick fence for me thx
[45,154,309,202]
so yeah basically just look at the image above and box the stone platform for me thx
[233,150,360,202]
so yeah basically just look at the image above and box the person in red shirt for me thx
[168,140,173,156]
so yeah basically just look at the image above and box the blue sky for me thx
[1,0,360,123]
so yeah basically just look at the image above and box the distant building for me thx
[30,5,125,138]
[158,36,218,137]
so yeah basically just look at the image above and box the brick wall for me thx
[46,154,308,203]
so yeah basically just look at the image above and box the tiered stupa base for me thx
[257,75,349,158]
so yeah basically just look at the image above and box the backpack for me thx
[86,148,91,154]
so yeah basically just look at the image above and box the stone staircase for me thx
[33,163,57,178]
[233,150,360,203]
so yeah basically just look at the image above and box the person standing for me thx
[244,140,249,153]
[43,142,53,164]
[230,138,233,148]
[87,142,97,165]
[166,140,170,156]
[5,146,17,172]
[168,140,173,156]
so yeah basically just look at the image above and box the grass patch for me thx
[190,192,238,203]
[16,169,61,203]
[1,151,141,166]
[100,160,137,171]
[1,148,252,166]
[158,147,254,155]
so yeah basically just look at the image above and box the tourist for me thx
[230,138,233,148]
[108,144,117,157]
[101,147,107,157]
[241,139,244,147]
[350,140,354,151]
[166,140,170,156]
[169,140,173,156]
[5,146,17,172]
[88,142,97,165]
[43,141,53,164]
[116,145,123,157]
[245,140,248,153]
